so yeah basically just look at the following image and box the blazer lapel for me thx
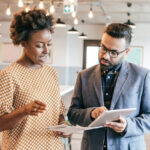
[93,65,104,106]
[110,61,129,110]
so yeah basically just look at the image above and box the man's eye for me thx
[103,47,107,51]
[110,51,117,55]
[47,43,52,47]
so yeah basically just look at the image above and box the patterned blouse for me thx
[0,63,65,150]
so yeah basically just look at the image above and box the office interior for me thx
[0,0,150,150]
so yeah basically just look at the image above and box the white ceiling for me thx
[0,0,150,25]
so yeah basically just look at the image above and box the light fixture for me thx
[74,18,78,25]
[88,7,93,19]
[25,3,30,13]
[70,4,74,12]
[18,0,24,7]
[124,12,136,29]
[50,5,55,14]
[55,18,66,27]
[0,33,2,38]
[78,32,87,39]
[25,7,30,12]
[67,27,79,34]
[39,0,44,9]
[124,2,136,28]
[6,5,11,16]
[49,0,55,14]
[69,0,75,2]
[78,20,87,39]
[72,11,76,18]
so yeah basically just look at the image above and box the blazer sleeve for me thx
[124,71,150,137]
[67,72,94,127]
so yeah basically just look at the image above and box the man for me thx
[67,23,150,150]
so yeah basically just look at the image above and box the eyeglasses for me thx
[99,45,127,58]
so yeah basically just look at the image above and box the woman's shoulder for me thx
[43,64,57,75]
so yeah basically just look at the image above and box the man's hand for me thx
[56,121,72,138]
[91,106,107,119]
[24,100,47,116]
[104,116,127,133]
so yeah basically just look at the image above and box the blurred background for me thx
[0,0,150,150]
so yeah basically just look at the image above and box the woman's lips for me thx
[40,55,48,62]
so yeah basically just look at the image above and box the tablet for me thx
[89,108,136,127]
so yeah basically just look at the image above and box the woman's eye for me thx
[36,45,43,48]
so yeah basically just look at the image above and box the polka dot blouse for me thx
[0,63,65,150]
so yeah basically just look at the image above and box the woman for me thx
[0,9,71,150]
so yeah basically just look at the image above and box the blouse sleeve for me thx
[59,99,65,115]
[0,70,15,115]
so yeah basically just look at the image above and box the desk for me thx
[60,85,74,110]
[60,85,74,97]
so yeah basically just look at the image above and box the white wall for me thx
[53,24,105,68]
[131,23,150,69]
[1,22,150,83]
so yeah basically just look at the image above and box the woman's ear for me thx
[20,41,26,47]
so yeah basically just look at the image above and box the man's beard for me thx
[99,58,117,71]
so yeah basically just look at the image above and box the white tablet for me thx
[89,108,136,127]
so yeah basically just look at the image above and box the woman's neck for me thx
[16,52,42,69]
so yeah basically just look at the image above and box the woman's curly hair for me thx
[10,9,55,45]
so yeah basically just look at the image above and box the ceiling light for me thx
[18,0,24,7]
[124,19,136,29]
[67,27,78,34]
[74,18,78,25]
[124,12,136,29]
[39,0,44,9]
[88,8,93,19]
[78,32,87,39]
[50,5,55,14]
[25,6,30,12]
[70,4,74,12]
[72,11,76,18]
[55,18,66,27]
[6,6,11,16]
[69,0,75,3]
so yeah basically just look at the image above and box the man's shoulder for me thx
[128,62,150,75]
[128,63,150,77]
[80,64,100,75]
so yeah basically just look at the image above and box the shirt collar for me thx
[101,63,122,76]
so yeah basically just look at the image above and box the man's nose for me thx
[103,51,110,59]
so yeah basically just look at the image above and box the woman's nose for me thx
[43,45,49,54]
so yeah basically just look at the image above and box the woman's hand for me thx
[56,121,72,138]
[24,100,47,116]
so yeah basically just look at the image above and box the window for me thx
[83,40,100,69]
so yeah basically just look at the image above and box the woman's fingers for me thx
[25,100,47,116]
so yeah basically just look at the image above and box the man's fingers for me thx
[92,106,108,118]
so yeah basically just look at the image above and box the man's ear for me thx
[125,48,130,55]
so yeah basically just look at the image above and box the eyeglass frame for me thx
[99,44,128,58]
